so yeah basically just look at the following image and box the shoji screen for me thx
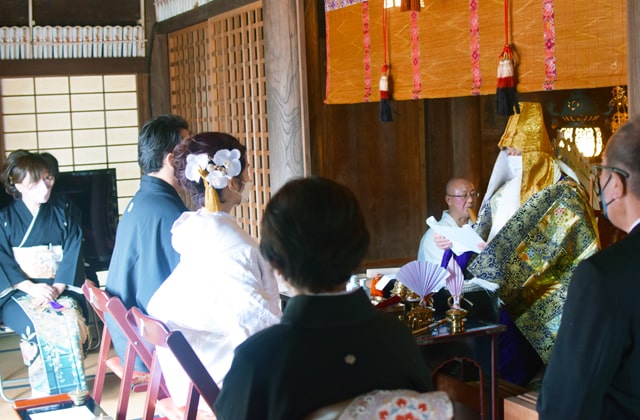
[0,74,140,213]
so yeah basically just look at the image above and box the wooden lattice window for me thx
[169,21,210,133]
[168,1,268,239]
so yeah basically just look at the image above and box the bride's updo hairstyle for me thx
[172,132,247,209]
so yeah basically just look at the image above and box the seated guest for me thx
[417,177,478,265]
[147,132,282,409]
[214,176,433,420]
[0,150,88,396]
[106,115,190,371]
[537,120,640,419]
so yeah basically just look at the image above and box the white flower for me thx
[207,170,230,189]
[212,149,241,178]
[185,153,210,182]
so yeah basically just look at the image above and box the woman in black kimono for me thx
[0,150,87,396]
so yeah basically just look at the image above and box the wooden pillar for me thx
[628,0,640,119]
[144,0,171,118]
[262,0,310,192]
[450,96,482,189]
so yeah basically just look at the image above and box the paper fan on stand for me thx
[395,260,449,306]
[393,260,449,331]
[445,258,469,333]
[445,258,465,309]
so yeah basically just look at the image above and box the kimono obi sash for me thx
[12,245,63,279]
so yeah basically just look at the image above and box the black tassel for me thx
[380,98,393,122]
[496,88,520,116]
[379,74,393,122]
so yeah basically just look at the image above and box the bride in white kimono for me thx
[147,132,282,412]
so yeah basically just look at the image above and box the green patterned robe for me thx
[469,179,599,362]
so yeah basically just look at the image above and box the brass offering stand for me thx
[446,295,468,333]
[391,282,435,332]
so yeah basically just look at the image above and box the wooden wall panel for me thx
[317,101,427,268]
[306,0,427,268]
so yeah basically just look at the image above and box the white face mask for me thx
[507,155,523,178]
[19,179,51,204]
[238,180,253,203]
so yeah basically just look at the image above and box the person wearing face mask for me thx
[147,132,281,412]
[467,102,599,387]
[0,150,88,396]
[537,120,640,420]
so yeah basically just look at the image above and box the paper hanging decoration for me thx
[395,260,449,305]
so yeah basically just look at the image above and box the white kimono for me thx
[147,209,282,409]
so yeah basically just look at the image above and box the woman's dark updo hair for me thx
[260,176,370,293]
[172,132,247,208]
[1,150,50,200]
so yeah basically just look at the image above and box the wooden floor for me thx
[0,330,148,419]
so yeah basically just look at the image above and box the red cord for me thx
[504,0,509,46]
[382,2,388,74]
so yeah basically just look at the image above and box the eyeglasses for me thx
[590,164,629,196]
[447,191,480,200]
[591,164,629,179]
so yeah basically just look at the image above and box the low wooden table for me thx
[414,319,506,420]
[12,393,109,419]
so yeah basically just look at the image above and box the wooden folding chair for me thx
[104,295,173,420]
[126,306,219,420]
[81,280,150,407]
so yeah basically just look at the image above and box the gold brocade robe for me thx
[469,179,599,363]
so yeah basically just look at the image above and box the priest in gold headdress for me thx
[469,102,599,386]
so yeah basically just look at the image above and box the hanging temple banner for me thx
[324,0,627,104]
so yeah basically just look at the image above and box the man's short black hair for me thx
[138,114,189,174]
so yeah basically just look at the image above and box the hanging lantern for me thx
[557,90,603,159]
[609,86,629,135]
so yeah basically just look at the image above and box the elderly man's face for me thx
[445,179,477,223]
